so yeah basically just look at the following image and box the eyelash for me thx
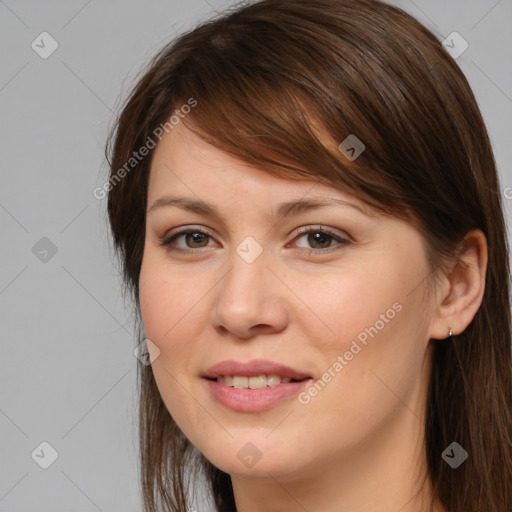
[159,225,351,255]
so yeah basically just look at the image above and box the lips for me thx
[202,359,312,381]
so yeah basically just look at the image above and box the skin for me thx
[139,121,487,512]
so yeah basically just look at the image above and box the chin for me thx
[199,441,307,479]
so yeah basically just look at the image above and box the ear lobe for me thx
[429,229,488,340]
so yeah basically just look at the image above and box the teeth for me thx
[233,376,249,388]
[268,375,284,386]
[249,375,267,389]
[216,374,294,388]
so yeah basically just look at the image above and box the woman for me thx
[105,0,512,510]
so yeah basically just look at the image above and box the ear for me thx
[429,229,488,340]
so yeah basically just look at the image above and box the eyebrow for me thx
[147,195,374,220]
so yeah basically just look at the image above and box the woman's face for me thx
[139,122,437,480]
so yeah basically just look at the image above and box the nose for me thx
[210,245,289,340]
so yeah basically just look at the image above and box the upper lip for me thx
[202,359,312,380]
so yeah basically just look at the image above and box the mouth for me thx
[203,376,313,412]
[201,359,313,411]
[205,374,310,389]
[202,359,313,382]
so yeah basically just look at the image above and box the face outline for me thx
[138,122,440,494]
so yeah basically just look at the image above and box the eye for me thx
[288,225,351,254]
[159,226,215,254]
[159,225,351,255]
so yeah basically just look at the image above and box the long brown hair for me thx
[105,1,512,510]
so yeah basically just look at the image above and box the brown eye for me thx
[291,226,351,253]
[160,229,215,253]
[304,231,334,249]
[159,225,351,255]
[182,232,210,248]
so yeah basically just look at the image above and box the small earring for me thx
[448,326,453,338]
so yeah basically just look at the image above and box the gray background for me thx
[1,0,510,511]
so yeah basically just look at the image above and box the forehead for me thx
[147,122,374,216]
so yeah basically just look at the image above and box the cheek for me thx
[138,261,198,395]
[298,260,429,423]
[303,264,406,353]
[139,257,198,342]
[295,309,423,457]
[139,264,208,436]
[139,276,172,339]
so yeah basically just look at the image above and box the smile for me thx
[215,374,300,388]
[204,377,312,412]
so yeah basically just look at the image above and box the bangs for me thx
[157,9,417,219]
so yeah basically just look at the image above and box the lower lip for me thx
[203,378,312,412]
